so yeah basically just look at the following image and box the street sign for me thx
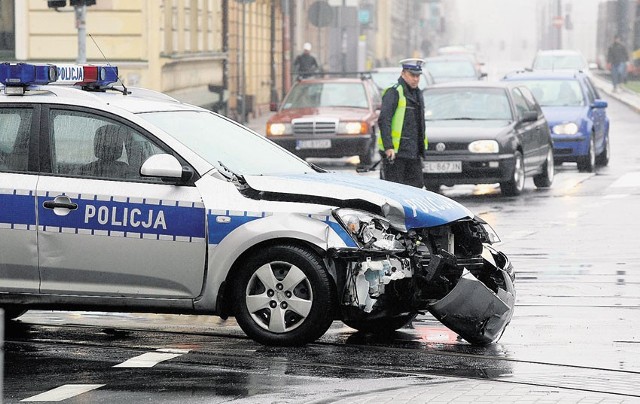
[552,16,564,28]
[308,0,333,28]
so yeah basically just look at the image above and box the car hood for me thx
[243,172,473,231]
[540,106,585,124]
[268,107,371,122]
[425,120,512,140]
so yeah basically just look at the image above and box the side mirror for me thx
[592,99,608,109]
[520,111,538,123]
[140,154,193,183]
[269,102,279,112]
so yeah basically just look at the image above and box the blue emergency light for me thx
[0,62,119,94]
[0,63,58,86]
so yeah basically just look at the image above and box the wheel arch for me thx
[215,237,336,319]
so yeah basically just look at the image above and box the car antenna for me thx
[88,33,129,95]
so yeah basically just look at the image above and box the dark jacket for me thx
[378,77,426,159]
[607,41,629,66]
[293,53,319,77]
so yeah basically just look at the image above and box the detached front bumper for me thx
[427,246,515,345]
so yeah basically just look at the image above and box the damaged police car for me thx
[0,63,515,346]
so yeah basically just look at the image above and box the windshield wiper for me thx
[217,161,246,185]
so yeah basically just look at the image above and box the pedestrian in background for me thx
[293,42,319,78]
[607,34,629,92]
[377,58,428,188]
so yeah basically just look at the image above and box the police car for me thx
[0,62,515,346]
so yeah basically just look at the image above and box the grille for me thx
[292,119,337,136]
[420,255,485,272]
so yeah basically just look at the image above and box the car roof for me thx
[502,69,588,81]
[295,76,370,85]
[535,49,585,56]
[0,84,203,114]
[425,80,514,90]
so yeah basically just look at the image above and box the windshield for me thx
[424,87,512,121]
[282,82,369,109]
[424,60,476,79]
[511,79,584,107]
[533,54,586,70]
[138,110,314,175]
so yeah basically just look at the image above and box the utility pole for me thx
[75,4,87,63]
[556,0,562,49]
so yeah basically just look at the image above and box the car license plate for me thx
[423,161,462,173]
[296,139,331,149]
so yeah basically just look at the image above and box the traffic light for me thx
[47,0,67,7]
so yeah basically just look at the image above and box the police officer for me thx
[378,58,427,188]
[293,42,319,79]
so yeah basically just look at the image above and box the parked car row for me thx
[266,49,610,197]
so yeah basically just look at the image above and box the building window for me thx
[0,1,15,58]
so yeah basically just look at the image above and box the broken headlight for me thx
[333,208,401,250]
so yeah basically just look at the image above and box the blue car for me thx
[502,70,610,172]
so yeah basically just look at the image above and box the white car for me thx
[0,62,515,346]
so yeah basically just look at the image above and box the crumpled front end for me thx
[332,209,515,345]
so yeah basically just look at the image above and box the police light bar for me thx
[55,64,119,88]
[0,63,58,86]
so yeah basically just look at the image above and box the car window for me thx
[583,77,600,102]
[517,86,543,114]
[424,87,512,121]
[139,110,314,176]
[532,53,586,70]
[510,88,533,118]
[510,79,584,107]
[282,82,368,109]
[49,109,167,181]
[424,60,476,79]
[0,108,32,172]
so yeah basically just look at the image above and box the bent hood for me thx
[243,172,473,231]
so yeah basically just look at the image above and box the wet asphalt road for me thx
[2,92,639,403]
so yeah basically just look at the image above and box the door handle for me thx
[43,197,78,211]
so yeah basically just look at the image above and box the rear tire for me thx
[500,151,525,196]
[232,244,336,346]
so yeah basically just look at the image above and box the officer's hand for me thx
[385,149,395,161]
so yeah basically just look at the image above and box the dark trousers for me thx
[381,157,424,188]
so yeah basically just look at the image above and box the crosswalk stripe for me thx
[113,351,184,368]
[21,384,105,402]
[611,172,640,188]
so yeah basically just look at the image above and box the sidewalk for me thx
[590,72,640,112]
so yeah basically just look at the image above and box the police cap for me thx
[399,58,425,74]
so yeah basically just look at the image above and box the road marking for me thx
[610,172,640,188]
[21,384,105,402]
[113,348,189,368]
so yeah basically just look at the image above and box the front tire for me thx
[232,244,336,346]
[359,134,377,166]
[577,134,596,172]
[342,313,417,334]
[533,147,554,188]
[596,133,610,166]
[500,151,525,196]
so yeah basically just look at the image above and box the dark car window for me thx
[583,77,599,103]
[0,108,33,172]
[510,88,534,119]
[48,109,167,181]
[517,86,543,114]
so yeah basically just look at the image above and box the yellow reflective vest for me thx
[378,84,428,153]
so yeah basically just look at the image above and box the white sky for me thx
[450,0,602,64]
